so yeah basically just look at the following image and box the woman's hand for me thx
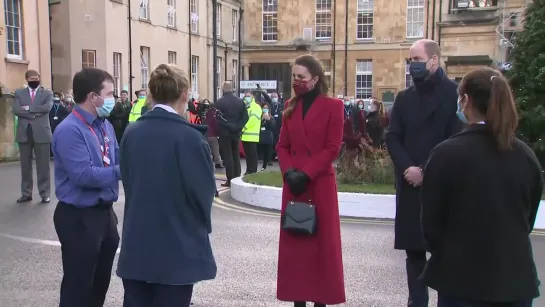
[284,169,310,197]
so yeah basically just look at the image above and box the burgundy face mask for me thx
[292,79,311,96]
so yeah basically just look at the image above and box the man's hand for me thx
[404,166,423,187]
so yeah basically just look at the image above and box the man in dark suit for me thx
[214,81,249,187]
[386,39,461,307]
[268,91,283,162]
[12,70,54,204]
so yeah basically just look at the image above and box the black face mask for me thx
[28,80,40,89]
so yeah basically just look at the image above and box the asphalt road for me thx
[0,161,544,307]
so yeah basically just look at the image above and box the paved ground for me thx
[0,161,544,307]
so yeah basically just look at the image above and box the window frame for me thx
[356,0,374,40]
[321,59,332,90]
[406,0,424,39]
[191,55,199,94]
[232,9,238,42]
[216,57,223,99]
[216,3,222,38]
[139,0,149,20]
[81,50,96,68]
[315,0,332,40]
[4,0,23,59]
[405,62,413,88]
[168,51,177,65]
[167,0,176,28]
[262,0,278,42]
[140,46,150,89]
[355,60,373,100]
[190,0,198,33]
[113,52,122,95]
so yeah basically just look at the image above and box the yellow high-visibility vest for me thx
[128,98,146,123]
[241,100,262,143]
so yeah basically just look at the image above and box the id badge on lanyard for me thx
[73,111,111,166]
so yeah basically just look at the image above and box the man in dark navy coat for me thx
[386,39,461,307]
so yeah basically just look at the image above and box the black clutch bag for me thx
[281,200,316,235]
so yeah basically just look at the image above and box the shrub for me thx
[336,147,395,185]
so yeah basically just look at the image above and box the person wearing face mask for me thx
[128,89,148,123]
[241,90,262,175]
[12,70,54,204]
[420,68,541,307]
[342,96,368,153]
[385,39,461,307]
[365,99,387,149]
[276,54,346,307]
[51,68,120,307]
[49,93,70,157]
[108,90,133,142]
[258,102,276,171]
[269,92,284,161]
[63,92,74,111]
[118,64,216,307]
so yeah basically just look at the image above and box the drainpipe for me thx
[212,0,218,101]
[188,0,192,88]
[431,0,437,40]
[343,0,348,96]
[127,0,134,100]
[237,8,243,96]
[332,0,336,93]
[437,0,443,46]
[48,1,54,89]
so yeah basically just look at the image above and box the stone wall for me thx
[0,87,18,160]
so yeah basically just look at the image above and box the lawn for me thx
[243,171,396,195]
[244,171,545,200]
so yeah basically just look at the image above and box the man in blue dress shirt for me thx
[52,68,120,307]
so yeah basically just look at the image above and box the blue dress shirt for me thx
[52,105,121,207]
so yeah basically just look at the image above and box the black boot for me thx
[406,258,429,307]
[294,302,306,307]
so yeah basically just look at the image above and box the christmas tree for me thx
[509,0,545,167]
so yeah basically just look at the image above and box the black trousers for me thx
[242,141,258,174]
[53,202,120,307]
[258,143,273,169]
[218,136,241,182]
[294,302,326,307]
[438,295,532,307]
[123,279,194,307]
[406,250,429,307]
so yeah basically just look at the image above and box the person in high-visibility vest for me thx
[241,91,262,174]
[128,90,147,123]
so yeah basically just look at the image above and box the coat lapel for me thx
[291,95,326,151]
[33,87,43,104]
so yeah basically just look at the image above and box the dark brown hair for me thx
[283,54,329,118]
[148,64,189,104]
[25,70,40,79]
[459,67,518,151]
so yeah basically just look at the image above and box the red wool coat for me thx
[275,95,346,305]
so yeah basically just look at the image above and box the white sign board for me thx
[239,80,277,90]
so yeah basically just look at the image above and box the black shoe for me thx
[41,197,51,204]
[16,196,32,203]
[221,182,231,187]
[215,163,224,169]
[268,162,273,166]
[261,168,266,171]
[215,190,219,197]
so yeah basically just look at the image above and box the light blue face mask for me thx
[263,109,269,114]
[96,97,116,118]
[456,96,468,123]
[244,97,252,104]
[272,98,278,104]
[138,95,146,99]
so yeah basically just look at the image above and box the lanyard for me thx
[72,110,110,166]
[53,104,60,116]
[344,107,350,117]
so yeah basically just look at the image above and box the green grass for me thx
[243,170,396,195]
[244,171,545,199]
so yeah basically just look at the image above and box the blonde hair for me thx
[372,99,385,117]
[148,64,190,104]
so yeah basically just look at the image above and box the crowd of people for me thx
[8,37,543,307]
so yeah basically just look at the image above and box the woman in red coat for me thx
[275,54,346,307]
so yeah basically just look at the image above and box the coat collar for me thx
[141,107,208,134]
[73,105,97,125]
